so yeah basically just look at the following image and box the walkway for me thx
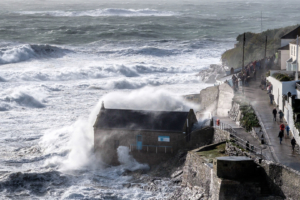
[242,70,300,171]
[216,116,272,160]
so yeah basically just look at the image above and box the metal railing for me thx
[213,118,263,158]
[129,144,173,154]
[296,83,300,91]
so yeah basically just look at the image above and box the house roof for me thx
[278,44,290,51]
[281,26,300,39]
[287,58,293,63]
[94,108,192,132]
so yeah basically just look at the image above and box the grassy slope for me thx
[222,25,299,68]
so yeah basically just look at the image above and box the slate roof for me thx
[281,26,300,39]
[94,108,190,132]
[278,44,290,51]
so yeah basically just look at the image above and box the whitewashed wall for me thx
[284,99,300,145]
[267,76,297,111]
[280,50,289,70]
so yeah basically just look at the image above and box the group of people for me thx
[231,59,261,91]
[273,107,297,152]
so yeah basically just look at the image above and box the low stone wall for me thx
[213,128,230,143]
[182,147,263,200]
[182,149,221,200]
[258,159,300,199]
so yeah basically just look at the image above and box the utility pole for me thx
[261,11,262,33]
[264,35,267,67]
[296,35,299,81]
[242,33,245,72]
[242,33,245,94]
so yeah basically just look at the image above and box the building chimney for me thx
[101,101,105,110]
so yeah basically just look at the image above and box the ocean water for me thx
[1,0,300,199]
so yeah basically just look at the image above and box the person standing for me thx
[286,125,290,138]
[278,130,284,144]
[279,110,284,122]
[280,123,285,132]
[291,137,296,152]
[273,108,277,121]
[269,93,274,104]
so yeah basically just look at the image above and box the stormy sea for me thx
[0,0,300,199]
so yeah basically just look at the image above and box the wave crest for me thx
[3,90,45,108]
[18,8,175,17]
[0,44,70,65]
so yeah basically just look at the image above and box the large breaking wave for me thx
[18,8,175,17]
[0,44,70,65]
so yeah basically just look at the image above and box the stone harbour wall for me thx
[259,159,300,200]
[181,149,221,200]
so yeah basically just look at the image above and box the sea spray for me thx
[41,87,197,170]
[117,146,149,171]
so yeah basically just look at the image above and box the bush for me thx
[273,73,292,81]
[240,106,260,132]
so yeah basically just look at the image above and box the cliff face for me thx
[222,25,298,68]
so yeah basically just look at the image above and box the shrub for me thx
[240,106,260,132]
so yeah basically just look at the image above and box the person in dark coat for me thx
[279,110,284,122]
[272,108,277,121]
[291,137,296,152]
[278,130,284,144]
[269,93,274,104]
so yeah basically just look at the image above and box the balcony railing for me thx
[129,144,173,153]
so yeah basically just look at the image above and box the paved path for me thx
[216,116,272,160]
[242,70,300,171]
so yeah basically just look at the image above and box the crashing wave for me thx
[117,146,149,171]
[0,44,70,65]
[3,91,45,108]
[105,79,147,90]
[18,8,175,17]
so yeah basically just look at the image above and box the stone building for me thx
[93,102,213,165]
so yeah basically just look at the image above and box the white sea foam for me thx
[18,8,176,17]
[117,146,149,171]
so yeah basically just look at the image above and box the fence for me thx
[213,118,264,158]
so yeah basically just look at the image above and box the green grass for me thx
[196,143,226,160]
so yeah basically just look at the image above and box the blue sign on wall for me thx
[158,136,170,142]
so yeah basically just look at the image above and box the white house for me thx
[278,45,289,70]
[279,26,300,69]
[280,25,300,47]
[267,71,298,111]
[267,70,300,144]
[286,40,300,71]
